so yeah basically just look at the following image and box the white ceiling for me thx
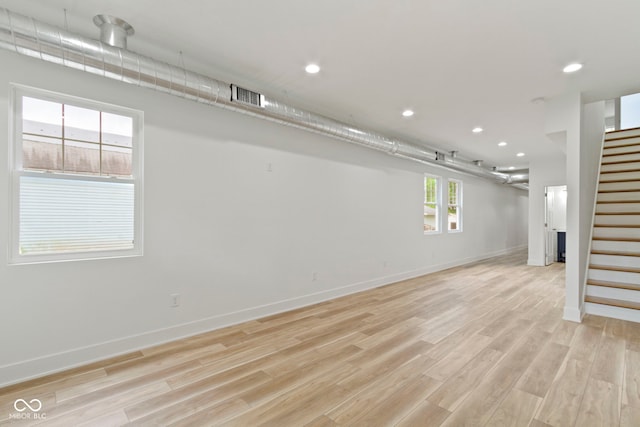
[3,0,640,170]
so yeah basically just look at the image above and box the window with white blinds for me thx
[10,85,143,263]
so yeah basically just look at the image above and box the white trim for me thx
[0,244,526,387]
[563,305,583,323]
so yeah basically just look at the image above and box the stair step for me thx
[595,211,640,214]
[599,178,640,184]
[598,182,640,193]
[590,264,640,273]
[585,295,640,310]
[586,279,640,290]
[603,150,640,158]
[593,236,640,242]
[590,253,640,268]
[603,145,640,156]
[595,202,640,213]
[602,159,640,166]
[594,224,640,228]
[600,168,640,174]
[605,128,640,140]
[600,172,640,183]
[600,162,640,173]
[592,239,640,253]
[584,302,640,323]
[593,227,640,239]
[597,200,640,204]
[592,250,640,257]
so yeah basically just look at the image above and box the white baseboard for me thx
[0,244,526,387]
[563,305,584,323]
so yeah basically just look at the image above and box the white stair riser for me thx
[595,214,640,225]
[598,191,640,202]
[596,203,640,213]
[603,152,640,163]
[590,254,640,268]
[593,227,640,239]
[601,161,640,173]
[592,240,640,253]
[587,285,640,303]
[605,129,640,140]
[585,302,640,323]
[599,181,640,192]
[600,171,640,181]
[603,145,640,156]
[588,268,640,285]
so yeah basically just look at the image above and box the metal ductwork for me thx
[0,8,525,187]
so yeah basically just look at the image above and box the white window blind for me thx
[19,175,135,255]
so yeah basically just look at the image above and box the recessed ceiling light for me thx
[498,141,507,147]
[508,166,515,170]
[472,127,483,133]
[305,64,320,74]
[402,110,414,117]
[516,152,525,157]
[563,63,582,73]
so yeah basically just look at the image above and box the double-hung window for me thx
[10,85,143,263]
[448,179,462,232]
[424,175,440,233]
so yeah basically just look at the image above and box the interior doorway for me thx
[544,185,568,265]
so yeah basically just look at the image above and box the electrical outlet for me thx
[312,272,318,282]
[170,293,180,308]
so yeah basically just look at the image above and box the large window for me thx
[10,85,143,263]
[424,175,440,233]
[448,179,462,232]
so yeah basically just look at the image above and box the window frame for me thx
[447,179,462,232]
[424,174,441,234]
[9,84,144,264]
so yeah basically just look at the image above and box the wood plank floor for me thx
[2,250,640,426]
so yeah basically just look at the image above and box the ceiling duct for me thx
[0,7,526,187]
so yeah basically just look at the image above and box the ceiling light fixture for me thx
[563,63,582,73]
[498,141,507,147]
[508,166,515,170]
[516,152,525,157]
[402,110,414,117]
[472,127,483,133]
[305,64,320,74]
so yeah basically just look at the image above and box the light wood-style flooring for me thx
[2,250,640,426]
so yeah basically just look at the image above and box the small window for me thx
[10,85,143,263]
[448,179,462,232]
[424,175,440,233]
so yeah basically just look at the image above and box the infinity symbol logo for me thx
[14,398,42,412]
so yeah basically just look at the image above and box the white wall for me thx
[576,101,605,307]
[0,51,528,386]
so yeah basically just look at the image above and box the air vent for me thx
[231,84,265,108]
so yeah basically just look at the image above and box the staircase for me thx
[584,127,640,322]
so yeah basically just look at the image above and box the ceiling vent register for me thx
[231,85,265,108]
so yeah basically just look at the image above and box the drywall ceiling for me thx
[2,0,640,170]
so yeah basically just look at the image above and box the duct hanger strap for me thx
[0,7,516,186]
